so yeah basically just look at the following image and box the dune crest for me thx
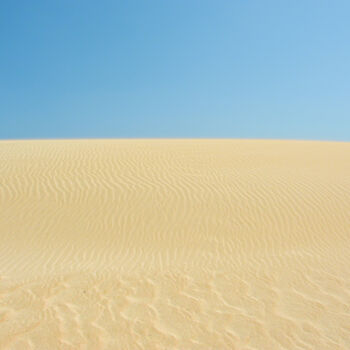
[1,139,350,349]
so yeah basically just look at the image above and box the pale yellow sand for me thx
[1,139,350,349]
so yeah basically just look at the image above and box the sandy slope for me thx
[0,139,350,349]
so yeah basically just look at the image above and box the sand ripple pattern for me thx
[0,139,350,349]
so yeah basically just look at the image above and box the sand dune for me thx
[0,139,350,349]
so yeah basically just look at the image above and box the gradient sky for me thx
[1,1,350,140]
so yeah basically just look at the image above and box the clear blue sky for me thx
[1,1,350,140]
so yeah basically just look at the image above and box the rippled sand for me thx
[0,139,350,349]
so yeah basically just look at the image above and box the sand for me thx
[0,139,350,349]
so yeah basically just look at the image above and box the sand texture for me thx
[0,139,350,349]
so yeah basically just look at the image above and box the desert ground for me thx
[0,139,350,349]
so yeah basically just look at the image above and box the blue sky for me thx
[1,1,350,140]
